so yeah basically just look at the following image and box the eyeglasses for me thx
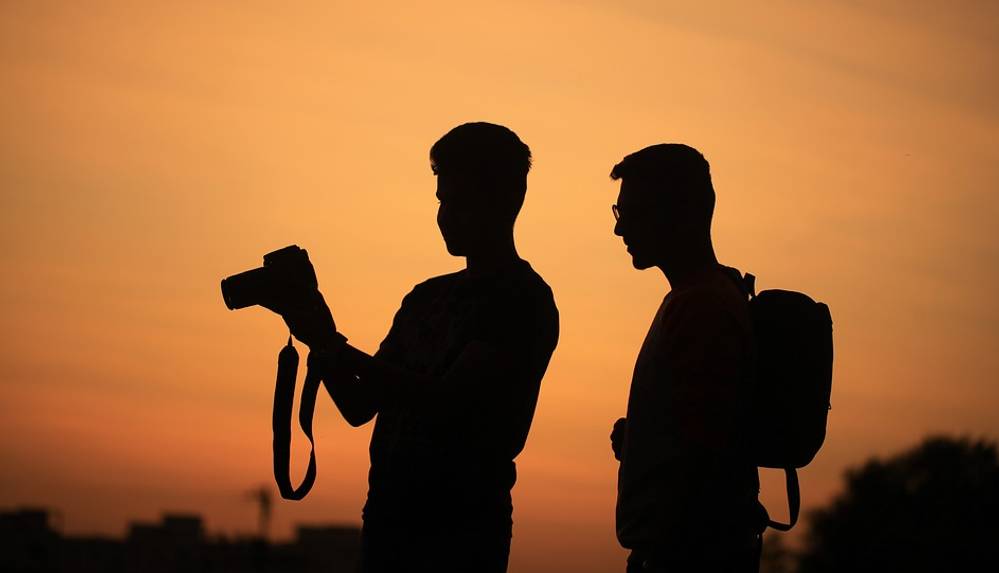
[611,204,621,221]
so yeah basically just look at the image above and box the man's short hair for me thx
[610,143,715,225]
[430,122,532,211]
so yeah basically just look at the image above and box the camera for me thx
[221,245,318,310]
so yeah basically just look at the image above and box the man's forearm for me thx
[337,343,435,405]
[312,341,437,425]
[315,336,518,433]
[310,342,379,426]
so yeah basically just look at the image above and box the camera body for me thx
[221,245,318,310]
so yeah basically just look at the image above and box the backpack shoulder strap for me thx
[720,266,756,299]
[767,467,801,531]
[742,272,757,298]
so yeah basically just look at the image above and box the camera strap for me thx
[272,336,321,500]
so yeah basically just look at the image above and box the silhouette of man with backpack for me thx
[608,144,765,572]
[271,123,559,572]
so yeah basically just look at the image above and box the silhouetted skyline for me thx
[0,507,360,573]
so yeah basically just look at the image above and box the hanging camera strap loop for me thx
[272,336,321,500]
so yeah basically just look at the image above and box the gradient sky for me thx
[2,1,997,571]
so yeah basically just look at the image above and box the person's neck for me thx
[658,242,718,289]
[465,237,521,277]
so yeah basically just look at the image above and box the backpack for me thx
[732,271,834,531]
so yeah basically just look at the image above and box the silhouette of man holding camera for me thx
[608,144,764,572]
[272,123,559,573]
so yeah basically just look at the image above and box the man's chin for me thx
[444,242,465,257]
[630,254,655,270]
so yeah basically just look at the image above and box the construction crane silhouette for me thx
[243,485,273,540]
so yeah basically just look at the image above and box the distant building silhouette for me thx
[1,508,60,572]
[126,514,203,573]
[0,507,360,573]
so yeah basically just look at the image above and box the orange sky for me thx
[2,1,997,570]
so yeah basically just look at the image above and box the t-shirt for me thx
[616,264,759,550]
[363,259,559,534]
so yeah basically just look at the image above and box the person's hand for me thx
[611,417,627,461]
[263,288,342,350]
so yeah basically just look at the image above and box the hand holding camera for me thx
[221,245,344,349]
[270,288,341,350]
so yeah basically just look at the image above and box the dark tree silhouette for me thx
[797,435,999,572]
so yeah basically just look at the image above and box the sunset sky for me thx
[2,1,997,571]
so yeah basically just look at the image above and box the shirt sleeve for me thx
[476,284,559,368]
[373,284,423,364]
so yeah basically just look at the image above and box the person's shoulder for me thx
[668,267,749,322]
[414,270,463,291]
[490,261,559,347]
[401,270,462,304]
[506,260,557,310]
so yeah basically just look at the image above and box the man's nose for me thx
[614,218,624,237]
